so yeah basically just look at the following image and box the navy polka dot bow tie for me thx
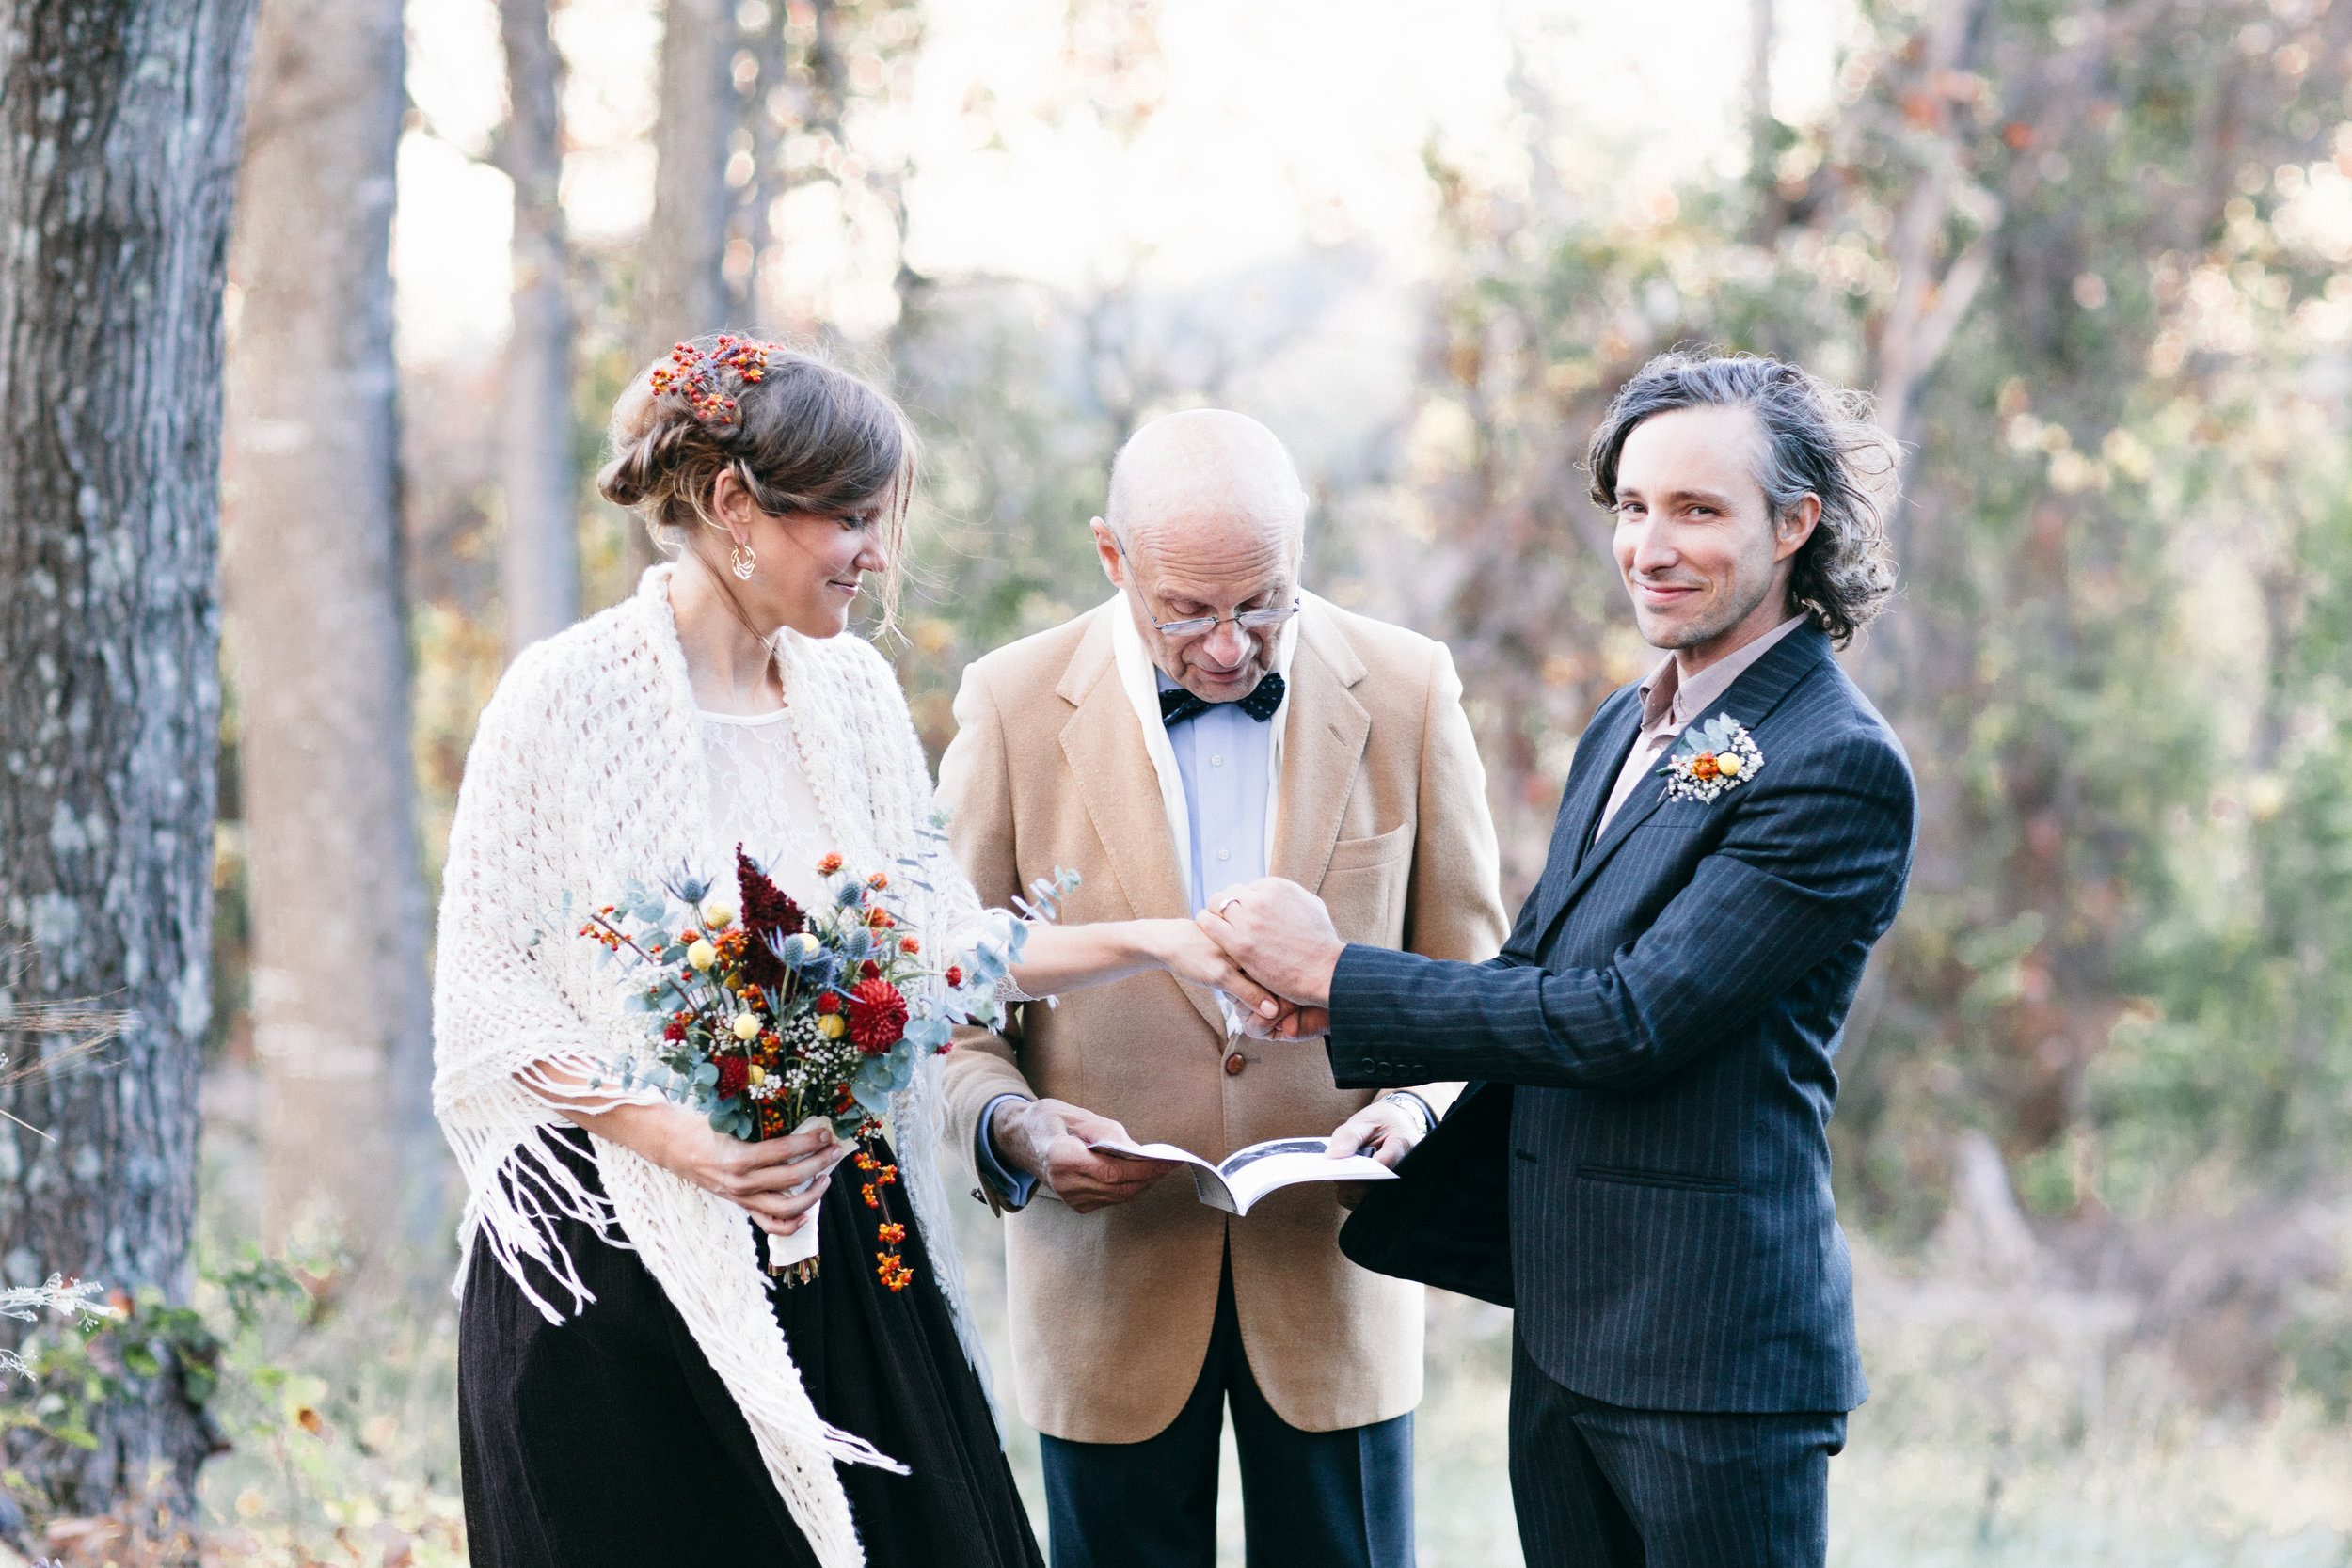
[1158,672,1286,728]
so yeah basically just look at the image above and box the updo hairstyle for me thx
[597,333,916,629]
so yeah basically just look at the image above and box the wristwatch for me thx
[1377,1090,1436,1136]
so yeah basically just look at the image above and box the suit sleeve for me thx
[936,662,1040,1200]
[1327,724,1915,1092]
[1395,641,1510,1117]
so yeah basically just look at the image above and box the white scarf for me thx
[431,566,995,1566]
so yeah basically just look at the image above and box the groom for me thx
[1203,351,1917,1567]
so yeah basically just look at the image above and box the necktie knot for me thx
[1159,672,1286,728]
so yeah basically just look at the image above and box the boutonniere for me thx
[1657,715,1763,803]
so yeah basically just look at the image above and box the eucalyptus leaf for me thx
[851,1061,895,1116]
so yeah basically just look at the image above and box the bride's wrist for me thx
[1136,918,1195,973]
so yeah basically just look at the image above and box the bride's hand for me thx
[1141,918,1284,1021]
[648,1110,856,1236]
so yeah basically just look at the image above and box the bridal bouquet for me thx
[575,841,1063,1286]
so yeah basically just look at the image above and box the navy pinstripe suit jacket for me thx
[1327,623,1915,1416]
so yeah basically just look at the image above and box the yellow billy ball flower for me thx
[732,1012,761,1041]
[703,900,738,930]
[748,1064,767,1087]
[818,1014,847,1040]
[1714,752,1744,777]
[688,939,718,971]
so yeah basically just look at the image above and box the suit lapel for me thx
[1565,691,1643,878]
[1272,606,1371,894]
[1512,689,1641,952]
[1056,612,1229,1037]
[1539,624,1838,937]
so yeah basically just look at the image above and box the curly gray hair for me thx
[1584,350,1900,646]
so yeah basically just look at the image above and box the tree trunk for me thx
[222,0,437,1252]
[496,0,580,654]
[626,0,737,576]
[0,0,259,1516]
[1747,0,1774,175]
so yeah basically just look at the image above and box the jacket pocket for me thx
[1576,1164,1741,1195]
[1322,823,1414,945]
[1325,821,1413,872]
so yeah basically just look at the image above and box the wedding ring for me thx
[1218,896,1244,916]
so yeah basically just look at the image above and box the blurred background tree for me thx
[496,0,583,653]
[224,0,438,1255]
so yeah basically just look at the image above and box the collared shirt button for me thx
[1216,847,1231,862]
[1210,753,1223,767]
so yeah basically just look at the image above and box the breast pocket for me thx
[1320,822,1413,946]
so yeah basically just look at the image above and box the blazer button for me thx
[1224,1053,1246,1077]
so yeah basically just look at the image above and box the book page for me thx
[1086,1135,1216,1173]
[1216,1136,1396,1214]
[1085,1133,1397,1215]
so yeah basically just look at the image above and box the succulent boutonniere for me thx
[1657,715,1764,804]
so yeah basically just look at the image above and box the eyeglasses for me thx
[1112,531,1302,640]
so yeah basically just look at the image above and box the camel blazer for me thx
[938,593,1508,1442]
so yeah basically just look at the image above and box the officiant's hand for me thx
[993,1097,1177,1213]
[1197,878,1344,1007]
[1322,1097,1425,1209]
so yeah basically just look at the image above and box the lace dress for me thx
[456,705,1042,1568]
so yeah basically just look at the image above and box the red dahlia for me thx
[715,1054,750,1100]
[846,978,909,1054]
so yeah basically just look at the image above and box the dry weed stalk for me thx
[0,943,135,1141]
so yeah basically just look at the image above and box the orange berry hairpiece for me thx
[646,335,775,426]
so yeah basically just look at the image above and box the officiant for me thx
[939,409,1508,1568]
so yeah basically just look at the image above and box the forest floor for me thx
[10,1075,2349,1567]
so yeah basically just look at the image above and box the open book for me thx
[1089,1134,1397,1216]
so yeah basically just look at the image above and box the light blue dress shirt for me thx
[976,670,1280,1209]
[1156,669,1276,915]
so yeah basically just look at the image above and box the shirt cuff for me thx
[975,1093,1039,1212]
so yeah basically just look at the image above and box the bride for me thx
[433,335,1283,1567]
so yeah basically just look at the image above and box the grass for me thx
[14,1107,2342,1566]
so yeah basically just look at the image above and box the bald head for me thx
[1093,409,1307,703]
[1107,409,1306,549]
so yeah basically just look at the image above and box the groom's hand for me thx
[1197,878,1345,1007]
[1241,1002,1331,1040]
[993,1097,1175,1213]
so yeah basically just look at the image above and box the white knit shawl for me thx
[431,565,994,1567]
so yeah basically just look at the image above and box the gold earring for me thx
[730,543,756,580]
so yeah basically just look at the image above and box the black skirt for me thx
[458,1130,1042,1568]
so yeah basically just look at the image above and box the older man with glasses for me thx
[939,408,1508,1568]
